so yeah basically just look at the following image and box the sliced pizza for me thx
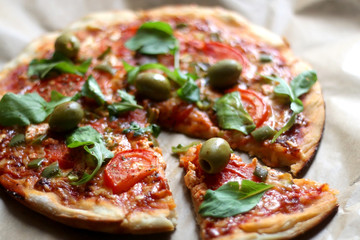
[178,141,337,239]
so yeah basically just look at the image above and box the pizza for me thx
[0,5,336,239]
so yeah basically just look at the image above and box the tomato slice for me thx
[226,87,270,127]
[104,149,158,194]
[203,42,249,71]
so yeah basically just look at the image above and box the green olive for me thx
[208,59,242,89]
[54,32,80,59]
[135,72,171,101]
[199,137,232,174]
[49,101,84,132]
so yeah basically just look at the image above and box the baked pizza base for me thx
[180,145,337,240]
[0,4,326,236]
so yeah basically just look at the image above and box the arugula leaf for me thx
[290,70,317,98]
[262,71,317,142]
[107,90,143,116]
[125,21,178,55]
[177,78,200,103]
[122,122,161,138]
[28,52,91,79]
[198,180,273,218]
[171,141,201,154]
[66,126,114,185]
[214,92,256,135]
[79,75,106,105]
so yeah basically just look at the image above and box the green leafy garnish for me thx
[122,122,161,138]
[9,134,25,147]
[108,90,143,116]
[0,91,71,127]
[214,92,256,135]
[97,46,112,60]
[171,141,201,154]
[28,52,91,79]
[66,126,113,185]
[198,180,273,218]
[77,75,106,105]
[263,70,317,142]
[94,64,116,75]
[125,21,178,55]
[177,78,200,103]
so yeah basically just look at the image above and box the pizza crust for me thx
[0,4,328,237]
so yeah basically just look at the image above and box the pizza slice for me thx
[177,141,337,239]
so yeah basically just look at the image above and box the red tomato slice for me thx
[227,87,270,127]
[104,149,158,194]
[203,42,249,71]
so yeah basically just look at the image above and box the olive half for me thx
[135,72,171,101]
[208,59,242,89]
[199,137,232,174]
[49,101,84,132]
[55,32,80,59]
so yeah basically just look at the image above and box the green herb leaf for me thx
[0,90,73,127]
[94,64,116,75]
[66,126,114,185]
[9,133,25,147]
[97,46,112,60]
[171,141,201,154]
[80,75,106,105]
[122,122,161,138]
[198,180,273,218]
[108,90,143,116]
[271,113,297,143]
[28,52,91,79]
[125,21,178,55]
[290,70,317,98]
[0,93,50,126]
[177,78,200,103]
[214,92,256,135]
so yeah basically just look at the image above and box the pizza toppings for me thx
[134,72,171,101]
[54,32,81,59]
[41,161,61,178]
[122,121,161,138]
[207,59,242,89]
[198,180,273,218]
[48,101,84,132]
[107,90,143,117]
[199,138,232,174]
[214,91,256,135]
[104,149,158,194]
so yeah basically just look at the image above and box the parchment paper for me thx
[0,0,359,239]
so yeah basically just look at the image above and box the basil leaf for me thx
[171,141,201,154]
[0,93,50,126]
[28,52,91,79]
[177,78,200,103]
[125,21,178,55]
[271,113,297,143]
[199,180,273,218]
[214,92,256,135]
[108,90,143,116]
[290,70,317,98]
[264,75,296,101]
[66,126,114,185]
[66,125,103,148]
[80,75,106,105]
[122,122,161,138]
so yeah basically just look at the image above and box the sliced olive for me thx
[28,158,45,169]
[251,126,277,141]
[49,101,84,132]
[208,59,242,89]
[41,162,61,178]
[55,32,80,59]
[253,165,268,181]
[9,133,25,147]
[199,138,232,174]
[135,72,171,101]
